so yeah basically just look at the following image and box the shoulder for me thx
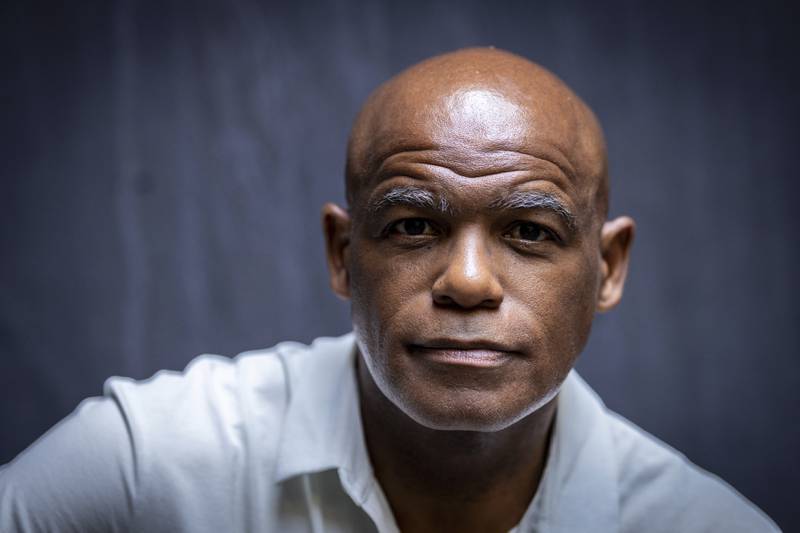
[105,335,346,473]
[102,334,357,478]
[603,409,780,533]
[105,344,288,442]
[0,333,353,531]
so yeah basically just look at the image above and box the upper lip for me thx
[412,338,516,353]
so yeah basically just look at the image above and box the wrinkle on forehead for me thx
[376,147,573,180]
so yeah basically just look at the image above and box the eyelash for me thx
[386,218,438,238]
[384,218,559,244]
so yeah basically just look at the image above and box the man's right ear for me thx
[321,203,352,300]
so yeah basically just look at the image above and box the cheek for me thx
[348,244,432,348]
[513,251,599,356]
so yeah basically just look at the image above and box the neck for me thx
[357,354,557,533]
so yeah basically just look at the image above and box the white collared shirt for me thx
[0,333,780,532]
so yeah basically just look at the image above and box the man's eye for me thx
[505,221,552,242]
[389,218,436,237]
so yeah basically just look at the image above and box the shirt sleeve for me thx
[0,390,139,532]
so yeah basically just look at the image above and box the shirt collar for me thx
[273,332,620,532]
[273,333,375,502]
[525,371,621,532]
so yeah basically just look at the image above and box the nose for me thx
[432,229,504,309]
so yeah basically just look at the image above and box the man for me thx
[0,48,779,532]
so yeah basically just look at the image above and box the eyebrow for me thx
[367,185,577,230]
[367,186,453,215]
[488,190,577,230]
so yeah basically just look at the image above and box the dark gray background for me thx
[2,0,798,529]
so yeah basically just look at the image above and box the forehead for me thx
[378,83,575,152]
[357,86,588,207]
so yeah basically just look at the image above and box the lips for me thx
[408,338,518,368]
[413,338,515,352]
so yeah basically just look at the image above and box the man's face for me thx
[342,86,606,431]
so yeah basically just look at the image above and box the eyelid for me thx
[385,217,439,237]
[381,218,561,244]
[503,220,560,243]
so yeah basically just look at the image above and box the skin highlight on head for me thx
[322,47,634,533]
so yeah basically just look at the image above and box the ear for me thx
[321,203,352,300]
[597,216,635,312]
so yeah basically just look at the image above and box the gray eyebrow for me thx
[367,186,452,214]
[488,191,577,230]
[367,186,576,231]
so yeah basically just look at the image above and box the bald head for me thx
[345,47,608,222]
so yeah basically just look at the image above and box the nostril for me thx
[433,293,455,306]
[432,286,503,310]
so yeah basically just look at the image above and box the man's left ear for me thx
[597,216,635,312]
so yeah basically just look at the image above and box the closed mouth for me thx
[408,339,517,368]
[411,338,516,352]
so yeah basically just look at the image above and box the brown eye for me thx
[392,218,435,236]
[507,221,551,242]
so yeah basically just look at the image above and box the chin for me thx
[394,388,552,433]
[409,412,520,433]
